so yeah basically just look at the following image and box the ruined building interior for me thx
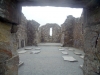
[0,0,100,75]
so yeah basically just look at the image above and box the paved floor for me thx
[18,43,84,75]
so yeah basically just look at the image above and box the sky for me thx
[22,6,83,26]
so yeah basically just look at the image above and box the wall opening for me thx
[50,28,52,36]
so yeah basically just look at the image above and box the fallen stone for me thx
[80,65,83,68]
[18,61,24,67]
[18,51,27,54]
[61,51,68,55]
[62,56,78,62]
[24,48,33,50]
[80,65,83,69]
[74,52,82,55]
[32,51,41,54]
[80,56,84,59]
[35,48,41,50]
[59,49,65,51]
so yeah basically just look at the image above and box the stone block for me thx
[24,48,33,50]
[32,51,41,54]
[5,55,19,75]
[61,51,68,55]
[74,52,82,55]
[62,56,78,62]
[18,51,27,54]
[59,49,65,51]
[80,56,84,59]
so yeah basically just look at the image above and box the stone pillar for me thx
[63,16,75,47]
[0,21,19,75]
[83,6,100,75]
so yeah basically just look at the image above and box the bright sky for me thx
[22,6,83,26]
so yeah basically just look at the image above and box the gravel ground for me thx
[18,43,84,75]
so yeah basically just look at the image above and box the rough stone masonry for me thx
[27,20,40,46]
[0,0,100,75]
[0,21,19,75]
[61,15,84,49]
[40,23,61,43]
[16,13,27,49]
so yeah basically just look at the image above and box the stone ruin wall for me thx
[83,7,100,75]
[40,23,61,43]
[16,13,27,49]
[73,15,84,49]
[16,14,40,47]
[0,13,40,75]
[61,15,75,47]
[27,20,40,46]
[1,1,100,75]
[61,15,84,49]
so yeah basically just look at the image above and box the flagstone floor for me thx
[18,43,84,75]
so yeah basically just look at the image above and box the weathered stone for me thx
[0,0,21,24]
[74,52,82,55]
[83,6,100,75]
[80,56,84,59]
[62,56,78,62]
[73,15,84,49]
[61,15,84,49]
[18,51,27,54]
[0,21,19,75]
[0,1,100,75]
[24,48,33,50]
[5,55,19,75]
[61,51,68,55]
[59,49,65,51]
[27,20,40,46]
[61,15,75,47]
[32,51,41,54]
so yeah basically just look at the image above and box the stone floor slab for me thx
[59,49,65,51]
[62,56,78,62]
[74,52,82,55]
[18,44,84,75]
[24,48,33,50]
[61,51,68,55]
[80,56,84,59]
[80,65,83,68]
[80,65,83,69]
[18,51,27,54]
[32,51,41,54]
